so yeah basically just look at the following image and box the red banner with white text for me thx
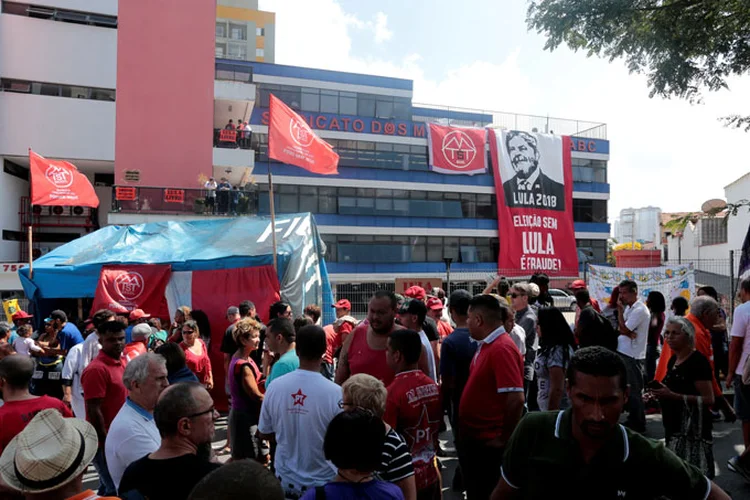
[268,94,340,175]
[427,124,487,175]
[29,150,99,208]
[489,130,579,277]
[91,264,171,317]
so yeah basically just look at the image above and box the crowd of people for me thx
[1,274,749,499]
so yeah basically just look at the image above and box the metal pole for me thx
[27,225,33,280]
[268,168,278,273]
[730,249,736,320]
[446,262,451,294]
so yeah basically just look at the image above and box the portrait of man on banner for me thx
[500,131,565,212]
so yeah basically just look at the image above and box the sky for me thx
[259,0,750,225]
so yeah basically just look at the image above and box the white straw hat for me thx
[0,408,98,493]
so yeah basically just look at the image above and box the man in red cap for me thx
[404,286,426,302]
[427,296,453,340]
[571,280,601,330]
[322,299,357,380]
[125,309,151,344]
[10,310,34,345]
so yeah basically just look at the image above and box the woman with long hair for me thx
[180,319,213,390]
[534,307,577,411]
[646,291,667,382]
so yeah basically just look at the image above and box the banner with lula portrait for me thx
[488,129,579,276]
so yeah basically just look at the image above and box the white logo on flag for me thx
[44,165,74,188]
[114,272,145,301]
[289,119,314,147]
[441,130,477,169]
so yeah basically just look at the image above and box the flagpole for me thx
[268,166,278,273]
[28,225,33,280]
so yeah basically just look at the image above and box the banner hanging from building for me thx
[427,124,487,175]
[268,94,340,175]
[91,264,171,317]
[587,264,695,306]
[488,130,578,276]
[29,150,99,208]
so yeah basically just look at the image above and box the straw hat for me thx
[0,409,98,494]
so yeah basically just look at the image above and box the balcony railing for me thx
[111,186,259,216]
[213,128,253,150]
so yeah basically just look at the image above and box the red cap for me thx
[128,309,151,321]
[404,286,426,301]
[426,297,443,311]
[570,280,587,291]
[333,299,351,310]
[11,310,33,321]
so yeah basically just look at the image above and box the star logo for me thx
[291,389,307,406]
[403,405,441,447]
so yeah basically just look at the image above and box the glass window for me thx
[256,48,265,58]
[299,186,317,213]
[38,83,60,96]
[301,89,320,112]
[358,97,376,117]
[410,191,427,200]
[376,198,393,212]
[411,237,427,261]
[216,22,227,38]
[318,187,337,214]
[229,24,247,40]
[376,189,393,198]
[339,187,355,196]
[340,95,357,115]
[427,237,443,262]
[375,143,393,152]
[256,27,265,36]
[376,99,394,119]
[215,44,225,58]
[427,191,443,201]
[91,89,115,101]
[357,188,375,197]
[320,91,338,114]
[228,43,247,60]
[358,142,376,151]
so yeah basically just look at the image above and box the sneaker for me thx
[728,456,750,482]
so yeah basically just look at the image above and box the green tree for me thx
[527,0,750,130]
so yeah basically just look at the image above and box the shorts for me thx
[734,377,750,422]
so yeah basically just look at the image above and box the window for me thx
[228,43,247,60]
[229,23,247,40]
[320,90,338,114]
[358,96,376,117]
[216,22,227,38]
[376,99,394,119]
[2,2,117,28]
[572,199,607,223]
[700,218,728,246]
[339,91,357,116]
[215,44,225,58]
[256,27,265,36]
[1,78,116,101]
[256,48,265,58]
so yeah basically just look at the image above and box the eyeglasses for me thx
[185,406,216,419]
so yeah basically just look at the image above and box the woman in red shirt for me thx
[180,320,213,390]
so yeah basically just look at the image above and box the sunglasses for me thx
[185,406,216,419]
[182,329,195,334]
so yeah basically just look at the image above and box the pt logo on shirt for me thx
[291,389,307,406]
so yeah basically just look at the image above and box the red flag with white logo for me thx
[91,264,171,318]
[268,94,339,175]
[29,150,99,208]
[427,124,487,175]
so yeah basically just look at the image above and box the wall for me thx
[0,168,27,261]
[0,14,116,89]
[115,0,215,189]
[726,175,750,252]
[0,93,115,160]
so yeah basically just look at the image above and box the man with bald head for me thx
[0,355,73,453]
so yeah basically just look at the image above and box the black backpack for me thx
[578,307,619,352]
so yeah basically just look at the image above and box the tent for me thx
[19,213,333,409]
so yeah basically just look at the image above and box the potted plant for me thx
[193,198,205,214]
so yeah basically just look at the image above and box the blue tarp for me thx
[19,214,334,321]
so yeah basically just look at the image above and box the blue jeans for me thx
[92,447,116,496]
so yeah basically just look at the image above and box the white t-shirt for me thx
[13,337,42,356]
[617,301,650,360]
[81,332,101,370]
[105,399,162,490]
[61,343,86,419]
[258,369,341,493]
[731,301,750,376]
[418,330,438,382]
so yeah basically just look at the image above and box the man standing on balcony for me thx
[218,177,232,215]
[204,177,217,215]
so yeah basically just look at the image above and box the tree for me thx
[527,0,750,129]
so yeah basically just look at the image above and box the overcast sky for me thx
[261,0,750,223]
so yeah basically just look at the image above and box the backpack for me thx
[578,307,619,352]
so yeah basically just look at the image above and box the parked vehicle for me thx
[549,288,577,311]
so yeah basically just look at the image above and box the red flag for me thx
[29,150,99,208]
[268,94,339,175]
[91,264,171,318]
[427,124,487,175]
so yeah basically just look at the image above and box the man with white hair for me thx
[105,352,169,491]
[123,323,151,365]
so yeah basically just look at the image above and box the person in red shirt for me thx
[0,355,73,454]
[336,291,403,386]
[122,323,150,365]
[384,329,442,500]
[426,297,453,340]
[458,294,525,500]
[80,320,128,497]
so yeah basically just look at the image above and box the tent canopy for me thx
[19,214,332,318]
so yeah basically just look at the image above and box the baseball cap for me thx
[404,286,426,301]
[426,297,444,311]
[128,309,151,321]
[570,280,587,291]
[333,299,351,309]
[398,298,427,317]
[11,311,33,321]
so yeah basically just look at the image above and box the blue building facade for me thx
[224,60,610,292]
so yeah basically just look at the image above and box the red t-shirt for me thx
[347,323,401,386]
[181,339,212,385]
[122,342,147,365]
[384,370,442,490]
[459,330,524,442]
[0,396,73,453]
[323,325,336,364]
[81,351,127,431]
[437,320,454,340]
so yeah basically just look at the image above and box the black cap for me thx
[398,298,427,317]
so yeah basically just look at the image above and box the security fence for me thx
[664,252,741,318]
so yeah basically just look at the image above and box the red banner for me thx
[219,129,237,143]
[164,189,185,203]
[29,150,99,208]
[115,186,137,201]
[91,264,171,317]
[489,130,579,276]
[268,94,339,175]
[427,124,487,175]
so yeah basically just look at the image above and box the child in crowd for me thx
[12,325,44,357]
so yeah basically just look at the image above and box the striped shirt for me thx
[377,428,414,483]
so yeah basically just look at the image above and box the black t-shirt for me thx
[423,317,439,342]
[119,453,221,500]
[662,351,713,439]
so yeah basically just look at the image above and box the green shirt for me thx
[265,350,300,388]
[502,409,710,499]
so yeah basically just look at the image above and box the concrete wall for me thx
[264,23,275,63]
[0,14,117,89]
[0,168,27,262]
